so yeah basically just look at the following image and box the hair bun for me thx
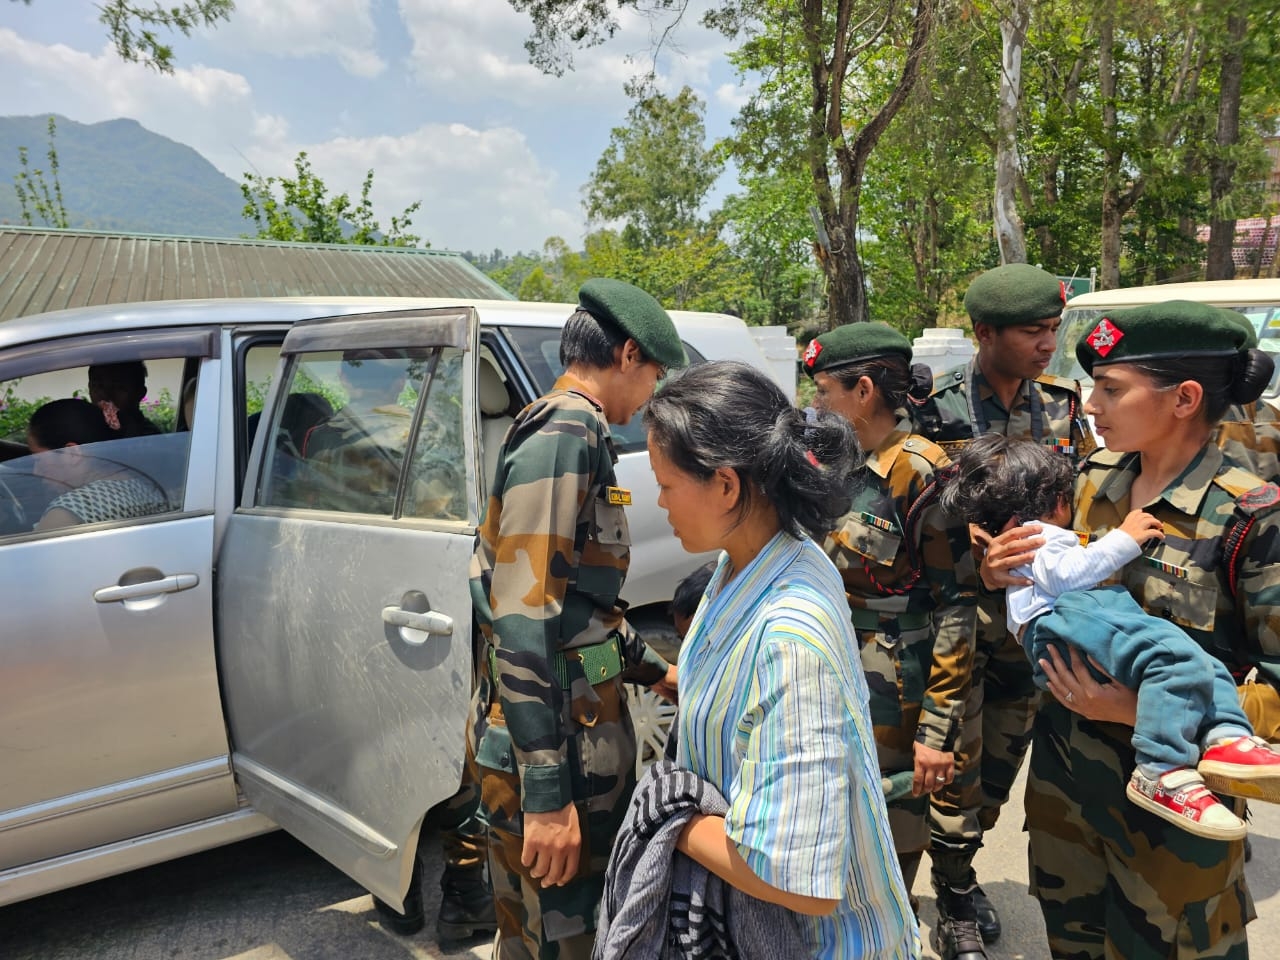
[1230,348,1275,404]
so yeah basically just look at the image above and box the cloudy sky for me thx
[0,0,751,253]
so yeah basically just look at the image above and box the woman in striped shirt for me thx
[644,361,921,959]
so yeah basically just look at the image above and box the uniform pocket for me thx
[575,499,630,603]
[834,514,904,568]
[1138,567,1218,634]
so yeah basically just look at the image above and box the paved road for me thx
[4,763,1279,960]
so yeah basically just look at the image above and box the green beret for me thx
[802,322,912,378]
[1075,300,1251,374]
[963,263,1068,327]
[577,278,687,369]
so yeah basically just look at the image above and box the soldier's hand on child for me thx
[1118,509,1165,549]
[974,518,1043,591]
[911,742,955,797]
[523,802,582,888]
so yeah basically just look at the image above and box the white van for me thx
[1048,278,1280,398]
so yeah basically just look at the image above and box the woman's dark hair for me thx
[643,360,860,541]
[28,398,116,449]
[1127,349,1274,424]
[938,434,1075,536]
[560,309,628,369]
[825,355,913,412]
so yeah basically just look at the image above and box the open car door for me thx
[217,307,481,909]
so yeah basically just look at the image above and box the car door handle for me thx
[94,574,200,603]
[381,606,453,644]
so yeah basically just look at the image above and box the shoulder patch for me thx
[1238,484,1280,514]
[1214,465,1270,500]
[1034,372,1085,395]
[901,435,949,467]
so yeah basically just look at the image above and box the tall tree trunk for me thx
[1099,11,1122,289]
[806,0,936,327]
[995,0,1029,264]
[1205,3,1248,280]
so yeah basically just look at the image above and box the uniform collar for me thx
[552,373,605,412]
[1091,443,1223,516]
[865,415,914,479]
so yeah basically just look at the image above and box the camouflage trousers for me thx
[439,744,486,872]
[859,622,935,888]
[470,671,638,960]
[929,597,1038,887]
[1026,699,1253,959]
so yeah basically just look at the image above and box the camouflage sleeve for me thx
[617,620,671,685]
[488,413,594,814]
[914,480,978,752]
[1236,508,1280,688]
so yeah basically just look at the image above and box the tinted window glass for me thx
[502,325,706,454]
[0,359,192,538]
[258,346,466,519]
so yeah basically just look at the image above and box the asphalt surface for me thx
[3,761,1279,960]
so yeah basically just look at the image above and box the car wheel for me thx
[625,683,677,779]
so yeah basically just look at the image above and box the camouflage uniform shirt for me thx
[1218,398,1280,484]
[823,416,977,752]
[470,374,667,814]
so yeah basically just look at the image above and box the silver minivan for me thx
[0,296,776,913]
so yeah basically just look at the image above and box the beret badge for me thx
[1086,318,1124,357]
[803,339,823,368]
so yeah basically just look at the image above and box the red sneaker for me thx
[1200,735,1280,802]
[1126,768,1246,841]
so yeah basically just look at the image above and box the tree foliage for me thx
[585,87,721,248]
[13,115,69,228]
[9,0,235,73]
[240,152,424,247]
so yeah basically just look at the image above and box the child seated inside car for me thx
[941,433,1280,841]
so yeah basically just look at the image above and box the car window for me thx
[0,358,193,539]
[501,325,707,454]
[257,346,466,520]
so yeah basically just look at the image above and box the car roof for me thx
[1065,278,1280,309]
[0,296,751,351]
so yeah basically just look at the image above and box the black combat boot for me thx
[373,855,426,936]
[437,862,497,941]
[970,883,1001,943]
[932,886,987,960]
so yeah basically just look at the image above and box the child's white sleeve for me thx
[1031,528,1143,599]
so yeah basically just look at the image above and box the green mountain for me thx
[0,114,247,237]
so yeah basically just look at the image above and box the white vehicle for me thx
[0,296,780,915]
[1049,278,1280,398]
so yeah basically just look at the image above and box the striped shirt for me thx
[676,531,920,959]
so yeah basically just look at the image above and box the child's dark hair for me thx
[644,360,859,541]
[28,398,116,449]
[671,561,716,621]
[938,434,1076,536]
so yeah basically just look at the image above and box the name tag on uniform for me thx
[1145,555,1189,579]
[606,486,632,506]
[859,511,896,533]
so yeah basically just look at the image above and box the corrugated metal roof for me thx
[0,227,515,321]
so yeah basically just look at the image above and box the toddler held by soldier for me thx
[942,433,1280,841]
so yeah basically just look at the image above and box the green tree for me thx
[8,0,234,73]
[508,0,938,328]
[240,151,424,247]
[585,87,722,249]
[13,115,69,228]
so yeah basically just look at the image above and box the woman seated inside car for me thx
[26,398,169,531]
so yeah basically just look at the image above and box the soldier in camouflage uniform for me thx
[1212,309,1280,483]
[910,264,1096,956]
[1008,301,1280,958]
[468,279,685,960]
[804,324,978,950]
